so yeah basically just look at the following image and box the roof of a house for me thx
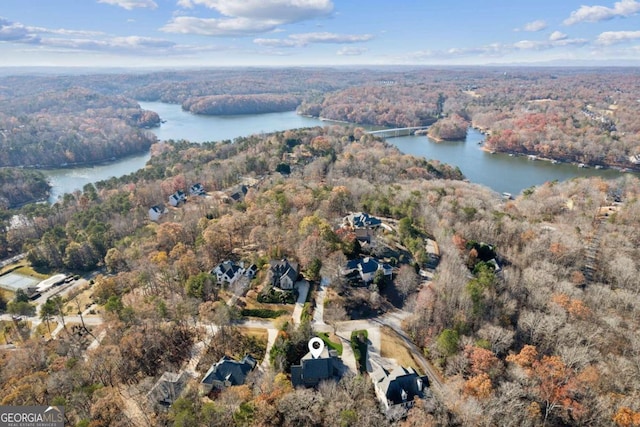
[359,257,380,274]
[346,259,361,271]
[215,260,243,279]
[229,185,248,200]
[291,347,339,387]
[374,365,428,406]
[270,259,299,281]
[347,212,382,228]
[150,204,165,213]
[201,355,257,387]
[148,371,190,405]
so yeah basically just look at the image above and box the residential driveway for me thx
[334,328,357,375]
[261,328,278,369]
[312,277,329,325]
[291,280,309,326]
[366,326,394,372]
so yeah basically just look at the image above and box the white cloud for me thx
[26,26,105,37]
[564,0,640,25]
[596,30,640,44]
[549,31,568,41]
[176,0,333,21]
[97,0,158,10]
[522,20,548,32]
[162,16,281,36]
[166,0,333,36]
[337,47,367,56]
[407,36,590,62]
[254,32,373,47]
[253,38,297,47]
[41,36,175,52]
[1,17,182,55]
[0,17,39,43]
[514,37,588,50]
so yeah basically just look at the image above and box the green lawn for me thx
[317,332,343,356]
[350,329,369,373]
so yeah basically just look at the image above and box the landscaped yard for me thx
[242,295,295,315]
[350,329,368,373]
[241,308,287,319]
[380,326,422,373]
[317,332,343,355]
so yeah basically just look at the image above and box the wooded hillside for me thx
[1,122,639,426]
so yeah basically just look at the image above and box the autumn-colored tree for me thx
[463,373,493,399]
[506,344,538,369]
[464,345,501,378]
[613,407,640,427]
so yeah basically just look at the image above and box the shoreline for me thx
[479,145,638,172]
[21,147,153,171]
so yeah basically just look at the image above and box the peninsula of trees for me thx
[0,87,158,168]
[182,94,300,115]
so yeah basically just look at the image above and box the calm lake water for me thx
[43,101,630,202]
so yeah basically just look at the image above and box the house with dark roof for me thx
[291,346,341,388]
[344,212,382,229]
[189,183,206,196]
[149,204,167,221]
[244,264,258,279]
[371,364,429,413]
[343,212,383,243]
[343,257,393,284]
[269,259,299,290]
[212,260,245,285]
[147,371,190,409]
[200,355,257,395]
[228,185,248,202]
[169,190,186,207]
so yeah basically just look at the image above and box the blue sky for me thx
[1,0,640,67]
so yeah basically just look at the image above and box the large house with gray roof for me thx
[269,259,299,290]
[200,355,257,395]
[371,364,429,413]
[343,257,393,284]
[291,345,341,388]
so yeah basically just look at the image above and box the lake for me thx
[43,101,630,202]
[44,102,324,202]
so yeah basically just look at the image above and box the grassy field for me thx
[34,320,59,339]
[380,326,422,373]
[64,285,94,315]
[240,327,268,345]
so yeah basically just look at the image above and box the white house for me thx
[212,260,245,285]
[343,257,393,284]
[189,183,206,196]
[149,204,166,221]
[169,190,186,207]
